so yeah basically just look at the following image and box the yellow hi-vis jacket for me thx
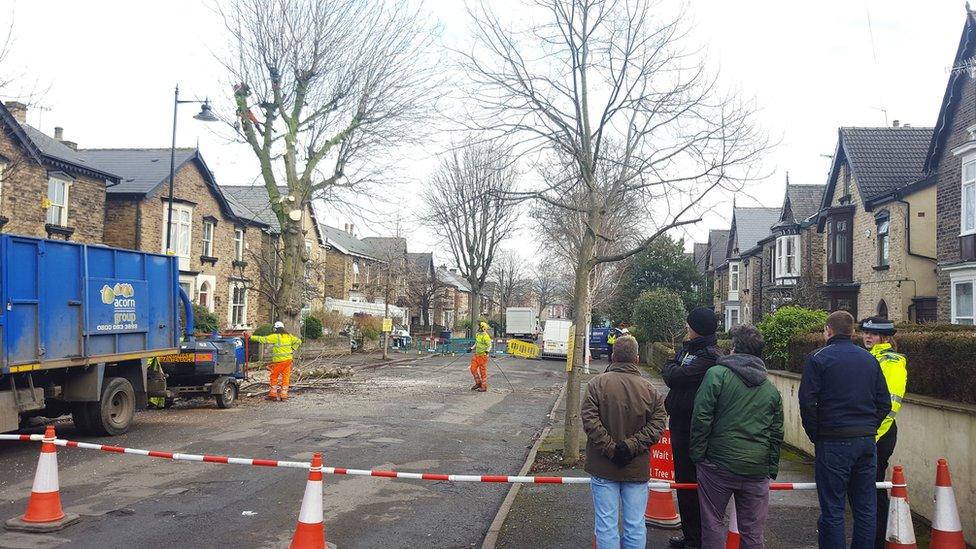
[251,332,302,363]
[607,333,617,345]
[474,331,492,355]
[870,343,907,441]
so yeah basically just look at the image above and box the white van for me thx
[506,307,538,340]
[541,319,573,358]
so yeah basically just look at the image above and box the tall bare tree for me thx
[363,231,408,359]
[220,0,437,331]
[491,250,530,327]
[530,265,560,319]
[404,254,440,327]
[422,141,520,334]
[466,0,767,462]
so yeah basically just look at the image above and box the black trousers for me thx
[671,429,701,544]
[875,423,897,549]
[607,344,613,361]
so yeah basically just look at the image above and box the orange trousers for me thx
[269,359,293,398]
[470,354,488,389]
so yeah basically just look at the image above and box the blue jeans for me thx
[815,436,877,549]
[591,476,649,549]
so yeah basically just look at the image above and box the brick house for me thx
[705,229,729,316]
[817,127,937,322]
[434,266,472,329]
[759,183,827,314]
[714,207,779,328]
[78,148,267,329]
[220,185,327,322]
[0,101,119,243]
[319,224,386,302]
[924,8,976,324]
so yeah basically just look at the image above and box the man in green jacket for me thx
[690,324,784,548]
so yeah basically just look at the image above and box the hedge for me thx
[786,331,976,405]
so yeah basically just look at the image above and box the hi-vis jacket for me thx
[474,331,492,355]
[251,333,302,363]
[870,343,907,440]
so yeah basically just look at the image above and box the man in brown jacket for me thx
[582,335,668,549]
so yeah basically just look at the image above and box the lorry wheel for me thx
[215,379,238,409]
[71,403,94,435]
[90,377,136,436]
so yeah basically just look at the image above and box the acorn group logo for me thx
[100,283,135,305]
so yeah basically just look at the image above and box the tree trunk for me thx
[469,287,481,339]
[563,230,595,465]
[278,221,307,335]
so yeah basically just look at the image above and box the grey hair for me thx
[612,335,639,364]
[729,324,764,356]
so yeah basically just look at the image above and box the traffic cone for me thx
[4,425,80,533]
[726,497,740,549]
[644,485,681,528]
[930,458,965,549]
[290,452,326,549]
[884,466,916,549]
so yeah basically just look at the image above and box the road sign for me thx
[382,318,393,332]
[650,429,676,481]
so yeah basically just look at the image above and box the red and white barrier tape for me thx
[0,434,895,490]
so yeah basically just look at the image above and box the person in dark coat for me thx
[662,307,723,548]
[799,311,891,549]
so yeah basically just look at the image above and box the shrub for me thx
[631,289,687,346]
[354,315,382,342]
[312,308,349,335]
[253,323,273,337]
[786,329,976,404]
[302,315,323,340]
[758,306,828,368]
[458,318,473,332]
[647,342,676,372]
[192,304,219,335]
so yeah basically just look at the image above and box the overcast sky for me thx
[0,0,968,257]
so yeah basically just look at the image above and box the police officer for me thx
[606,329,617,363]
[860,317,907,548]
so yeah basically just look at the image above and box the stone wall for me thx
[0,128,105,244]
[769,371,976,544]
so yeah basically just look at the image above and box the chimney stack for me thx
[61,140,78,150]
[4,101,26,124]
[54,127,63,140]
[892,120,900,128]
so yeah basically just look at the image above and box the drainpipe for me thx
[896,198,936,262]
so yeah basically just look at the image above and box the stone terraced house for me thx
[714,206,780,328]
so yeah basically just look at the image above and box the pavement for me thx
[494,365,832,549]
[0,352,568,548]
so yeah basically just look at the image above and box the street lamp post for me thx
[165,84,219,254]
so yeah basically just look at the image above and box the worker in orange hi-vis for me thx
[250,321,302,401]
[469,322,493,392]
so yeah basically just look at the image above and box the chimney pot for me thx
[4,101,26,124]
[892,120,900,128]
[54,127,63,140]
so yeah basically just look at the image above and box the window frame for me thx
[962,155,976,236]
[228,281,249,328]
[202,220,215,257]
[233,227,245,261]
[876,212,890,267]
[729,262,740,292]
[162,203,194,260]
[774,235,800,278]
[46,176,70,226]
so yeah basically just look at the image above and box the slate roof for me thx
[728,207,780,257]
[436,266,471,292]
[407,252,434,272]
[692,242,710,274]
[924,9,976,174]
[707,229,729,270]
[361,236,406,260]
[783,184,826,224]
[822,127,934,209]
[78,148,196,194]
[21,126,120,180]
[320,225,384,261]
[220,185,282,230]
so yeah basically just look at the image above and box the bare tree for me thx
[491,250,531,327]
[404,254,440,327]
[421,140,520,334]
[220,0,438,332]
[465,0,767,462]
[362,231,408,359]
[239,232,327,324]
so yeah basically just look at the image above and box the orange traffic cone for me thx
[726,497,740,549]
[930,459,965,549]
[884,465,916,549]
[290,452,326,549]
[4,425,80,533]
[644,485,681,528]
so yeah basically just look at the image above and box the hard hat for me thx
[620,328,630,334]
[273,321,285,330]
[480,321,489,330]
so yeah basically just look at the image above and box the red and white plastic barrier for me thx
[0,433,895,490]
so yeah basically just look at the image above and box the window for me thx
[198,281,212,310]
[229,282,249,328]
[179,281,193,299]
[963,157,976,235]
[163,204,193,259]
[826,213,853,282]
[46,176,69,226]
[234,228,245,261]
[775,235,799,278]
[202,221,215,257]
[729,262,740,292]
[726,306,740,330]
[352,259,360,286]
[877,299,888,319]
[877,216,890,267]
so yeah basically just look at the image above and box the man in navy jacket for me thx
[799,311,891,549]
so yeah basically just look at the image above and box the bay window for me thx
[963,157,976,235]
[729,262,740,292]
[775,235,799,279]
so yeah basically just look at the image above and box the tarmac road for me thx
[0,353,567,549]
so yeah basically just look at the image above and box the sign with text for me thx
[650,428,675,481]
[87,278,149,334]
[382,318,393,332]
[565,324,576,372]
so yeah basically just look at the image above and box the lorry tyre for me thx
[90,377,136,436]
[215,378,238,409]
[71,403,94,435]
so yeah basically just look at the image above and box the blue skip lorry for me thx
[0,235,245,436]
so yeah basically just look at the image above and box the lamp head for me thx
[193,100,219,122]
